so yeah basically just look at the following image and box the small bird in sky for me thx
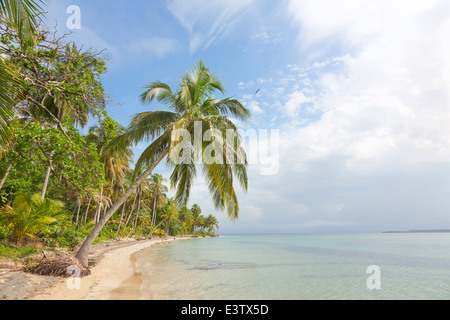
[255,89,260,94]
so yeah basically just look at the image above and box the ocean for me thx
[131,233,450,300]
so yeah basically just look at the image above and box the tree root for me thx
[26,254,90,277]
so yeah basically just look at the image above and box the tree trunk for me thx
[115,203,127,237]
[94,186,103,224]
[83,196,92,224]
[75,149,168,268]
[165,219,170,235]
[120,192,138,238]
[146,219,165,239]
[41,165,52,200]
[151,195,157,226]
[0,163,13,190]
[129,193,141,235]
[131,190,141,235]
[75,196,81,223]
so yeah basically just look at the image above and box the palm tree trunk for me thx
[131,190,142,234]
[94,186,103,224]
[102,204,108,220]
[75,196,81,223]
[41,150,55,200]
[115,203,127,237]
[165,219,170,235]
[75,149,168,268]
[120,192,138,237]
[151,196,157,226]
[83,196,92,224]
[0,163,12,190]
[41,164,51,200]
[146,219,165,239]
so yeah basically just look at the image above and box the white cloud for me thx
[218,0,450,233]
[284,90,313,117]
[167,0,256,53]
[283,0,450,167]
[246,100,263,115]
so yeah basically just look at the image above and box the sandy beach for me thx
[0,236,191,300]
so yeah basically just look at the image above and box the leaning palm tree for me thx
[75,60,250,268]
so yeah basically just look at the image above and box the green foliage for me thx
[153,228,166,237]
[95,225,117,244]
[0,23,223,254]
[0,119,105,205]
[168,220,182,236]
[0,225,12,241]
[0,193,68,246]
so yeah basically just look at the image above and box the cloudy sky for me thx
[45,0,450,234]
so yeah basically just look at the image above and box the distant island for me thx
[383,229,450,233]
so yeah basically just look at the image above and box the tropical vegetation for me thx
[0,0,249,273]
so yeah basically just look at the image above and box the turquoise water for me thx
[132,233,450,300]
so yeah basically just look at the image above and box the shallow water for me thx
[131,234,450,300]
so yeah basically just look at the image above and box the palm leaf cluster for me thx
[121,60,250,220]
[0,193,67,245]
[0,0,45,146]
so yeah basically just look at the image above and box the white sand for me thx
[31,237,189,300]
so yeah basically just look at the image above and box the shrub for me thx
[0,225,12,241]
[0,194,68,246]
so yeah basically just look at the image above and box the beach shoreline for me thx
[0,236,194,300]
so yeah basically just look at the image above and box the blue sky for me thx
[45,0,450,234]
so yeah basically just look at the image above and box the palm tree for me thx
[75,60,250,268]
[0,193,66,246]
[161,198,178,235]
[0,0,46,147]
[205,214,219,235]
[178,206,194,235]
[191,203,201,235]
[148,173,168,226]
[85,117,133,222]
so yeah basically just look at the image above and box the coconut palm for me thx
[191,203,201,235]
[178,206,194,235]
[75,60,250,268]
[148,173,168,226]
[161,198,178,235]
[205,214,219,235]
[85,117,133,216]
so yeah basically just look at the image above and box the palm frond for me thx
[140,81,178,107]
[0,60,23,147]
[203,98,251,121]
[133,130,171,178]
[169,162,197,208]
[124,111,179,146]
[0,0,46,48]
